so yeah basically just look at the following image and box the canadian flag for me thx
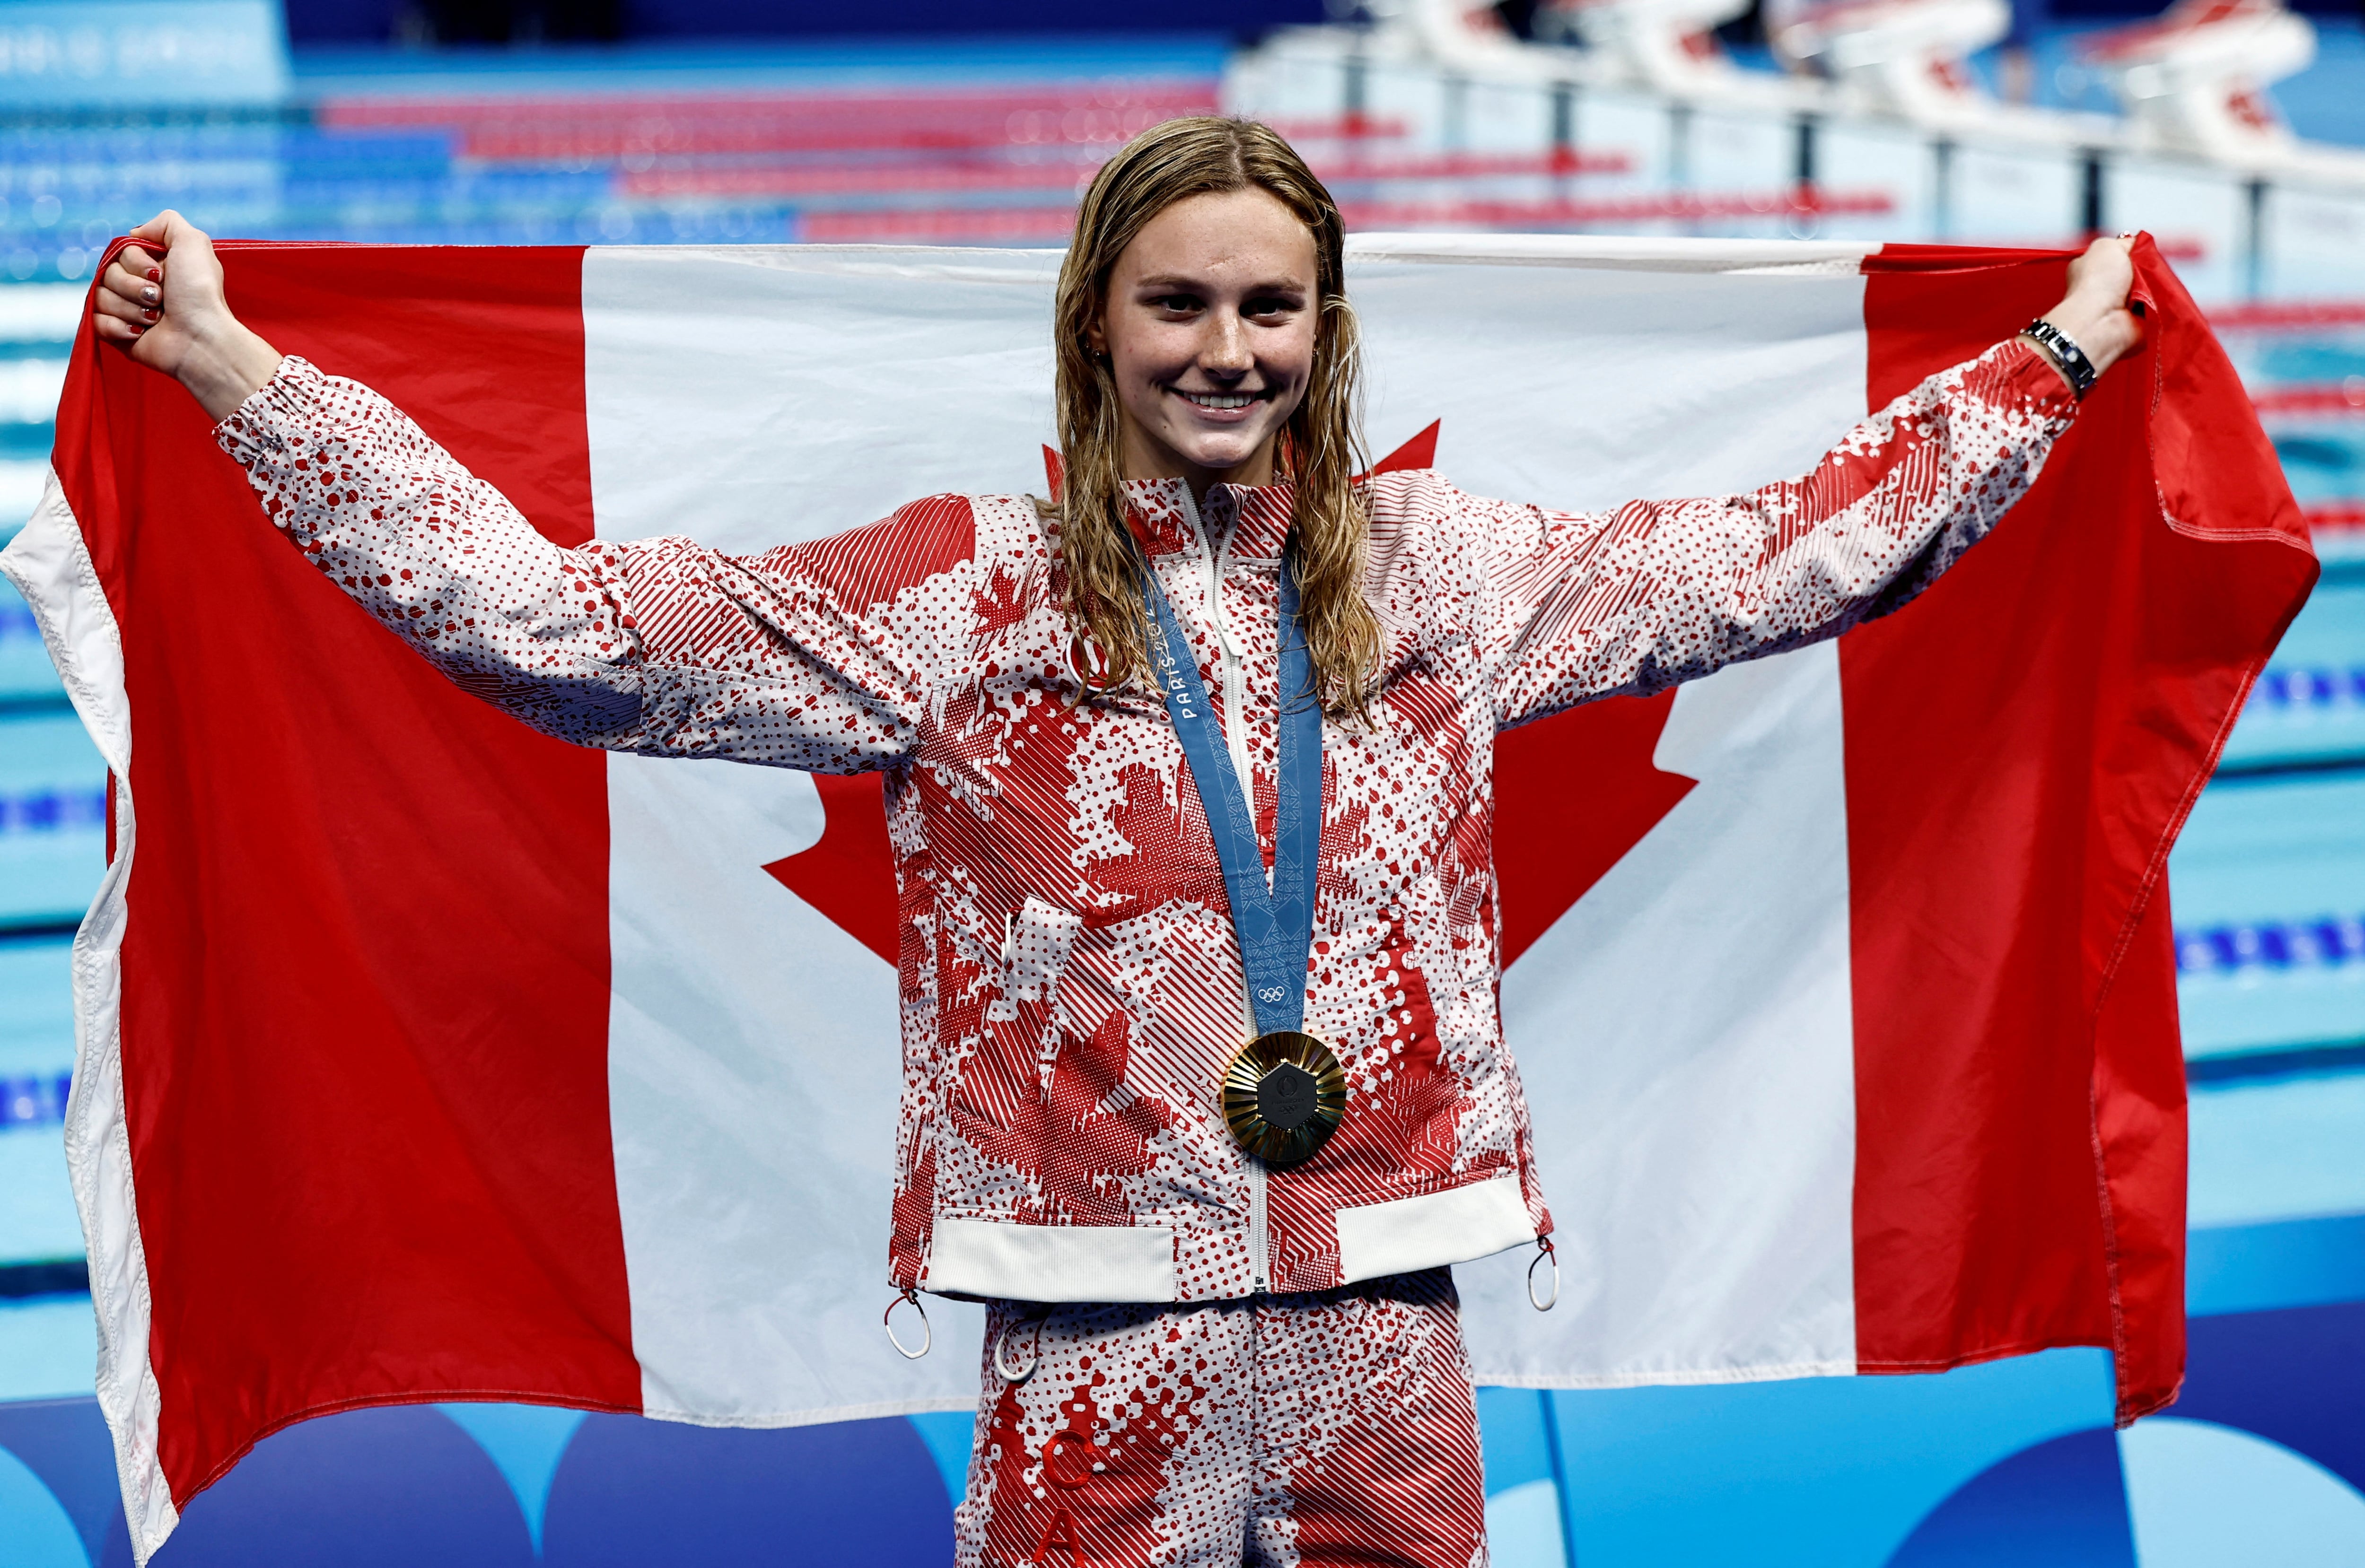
[2,233,2310,1562]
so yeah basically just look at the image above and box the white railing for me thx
[1227,5,2365,300]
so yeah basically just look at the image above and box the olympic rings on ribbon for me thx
[994,1312,1048,1382]
[1527,1235,1561,1313]
[885,1289,932,1360]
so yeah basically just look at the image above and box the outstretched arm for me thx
[1486,238,2141,728]
[96,213,974,769]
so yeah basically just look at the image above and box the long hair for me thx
[1050,116,1381,719]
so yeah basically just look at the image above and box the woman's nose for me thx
[1202,311,1252,373]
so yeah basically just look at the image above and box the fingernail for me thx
[129,324,143,336]
[141,308,158,322]
[145,268,160,282]
[141,285,157,303]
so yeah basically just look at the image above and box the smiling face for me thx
[1086,185,1322,495]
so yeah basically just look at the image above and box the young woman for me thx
[97,117,2137,1568]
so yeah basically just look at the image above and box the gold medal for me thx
[1221,1031,1347,1168]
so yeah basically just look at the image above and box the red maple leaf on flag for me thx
[765,423,1698,966]
[764,772,901,964]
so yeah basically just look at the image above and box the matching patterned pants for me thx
[955,1268,1489,1568]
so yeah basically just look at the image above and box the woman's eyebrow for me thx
[1129,273,1311,294]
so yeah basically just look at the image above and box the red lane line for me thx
[2213,301,2365,331]
[797,187,1896,242]
[619,147,1637,199]
[1260,116,1414,139]
[468,125,1174,157]
[1340,188,1896,223]
[2307,502,2365,530]
[1316,149,1635,177]
[317,86,1219,125]
[623,164,1099,198]
[455,101,1216,159]
[800,206,1081,241]
[2252,384,2365,416]
[316,99,1408,161]
[460,127,1591,164]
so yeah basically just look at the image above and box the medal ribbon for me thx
[1134,536,1323,1038]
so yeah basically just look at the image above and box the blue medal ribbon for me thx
[1134,533,1323,1038]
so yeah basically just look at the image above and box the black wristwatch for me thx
[2021,318,2097,400]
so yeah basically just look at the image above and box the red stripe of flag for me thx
[60,244,642,1507]
[1847,239,2315,1419]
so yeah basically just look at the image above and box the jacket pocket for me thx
[988,895,1085,1028]
[946,897,1174,1227]
[952,896,1086,1135]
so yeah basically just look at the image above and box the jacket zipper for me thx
[1178,486,1270,1294]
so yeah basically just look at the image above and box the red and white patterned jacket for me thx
[217,341,2076,1304]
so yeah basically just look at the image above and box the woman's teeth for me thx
[1180,391,1255,409]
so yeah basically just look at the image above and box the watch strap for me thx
[2022,318,2098,400]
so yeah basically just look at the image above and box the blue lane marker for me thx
[0,1072,70,1130]
[0,791,105,839]
[2177,914,2365,975]
[2251,666,2365,712]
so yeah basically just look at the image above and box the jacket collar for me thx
[1120,476,1295,563]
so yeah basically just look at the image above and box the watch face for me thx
[1221,1031,1347,1168]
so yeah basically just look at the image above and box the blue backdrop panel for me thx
[0,1301,2363,1565]
[539,1411,954,1566]
[0,1397,124,1568]
[2173,1299,2365,1493]
[106,1404,535,1568]
[1884,1428,2137,1568]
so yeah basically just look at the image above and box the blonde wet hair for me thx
[1049,116,1381,718]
